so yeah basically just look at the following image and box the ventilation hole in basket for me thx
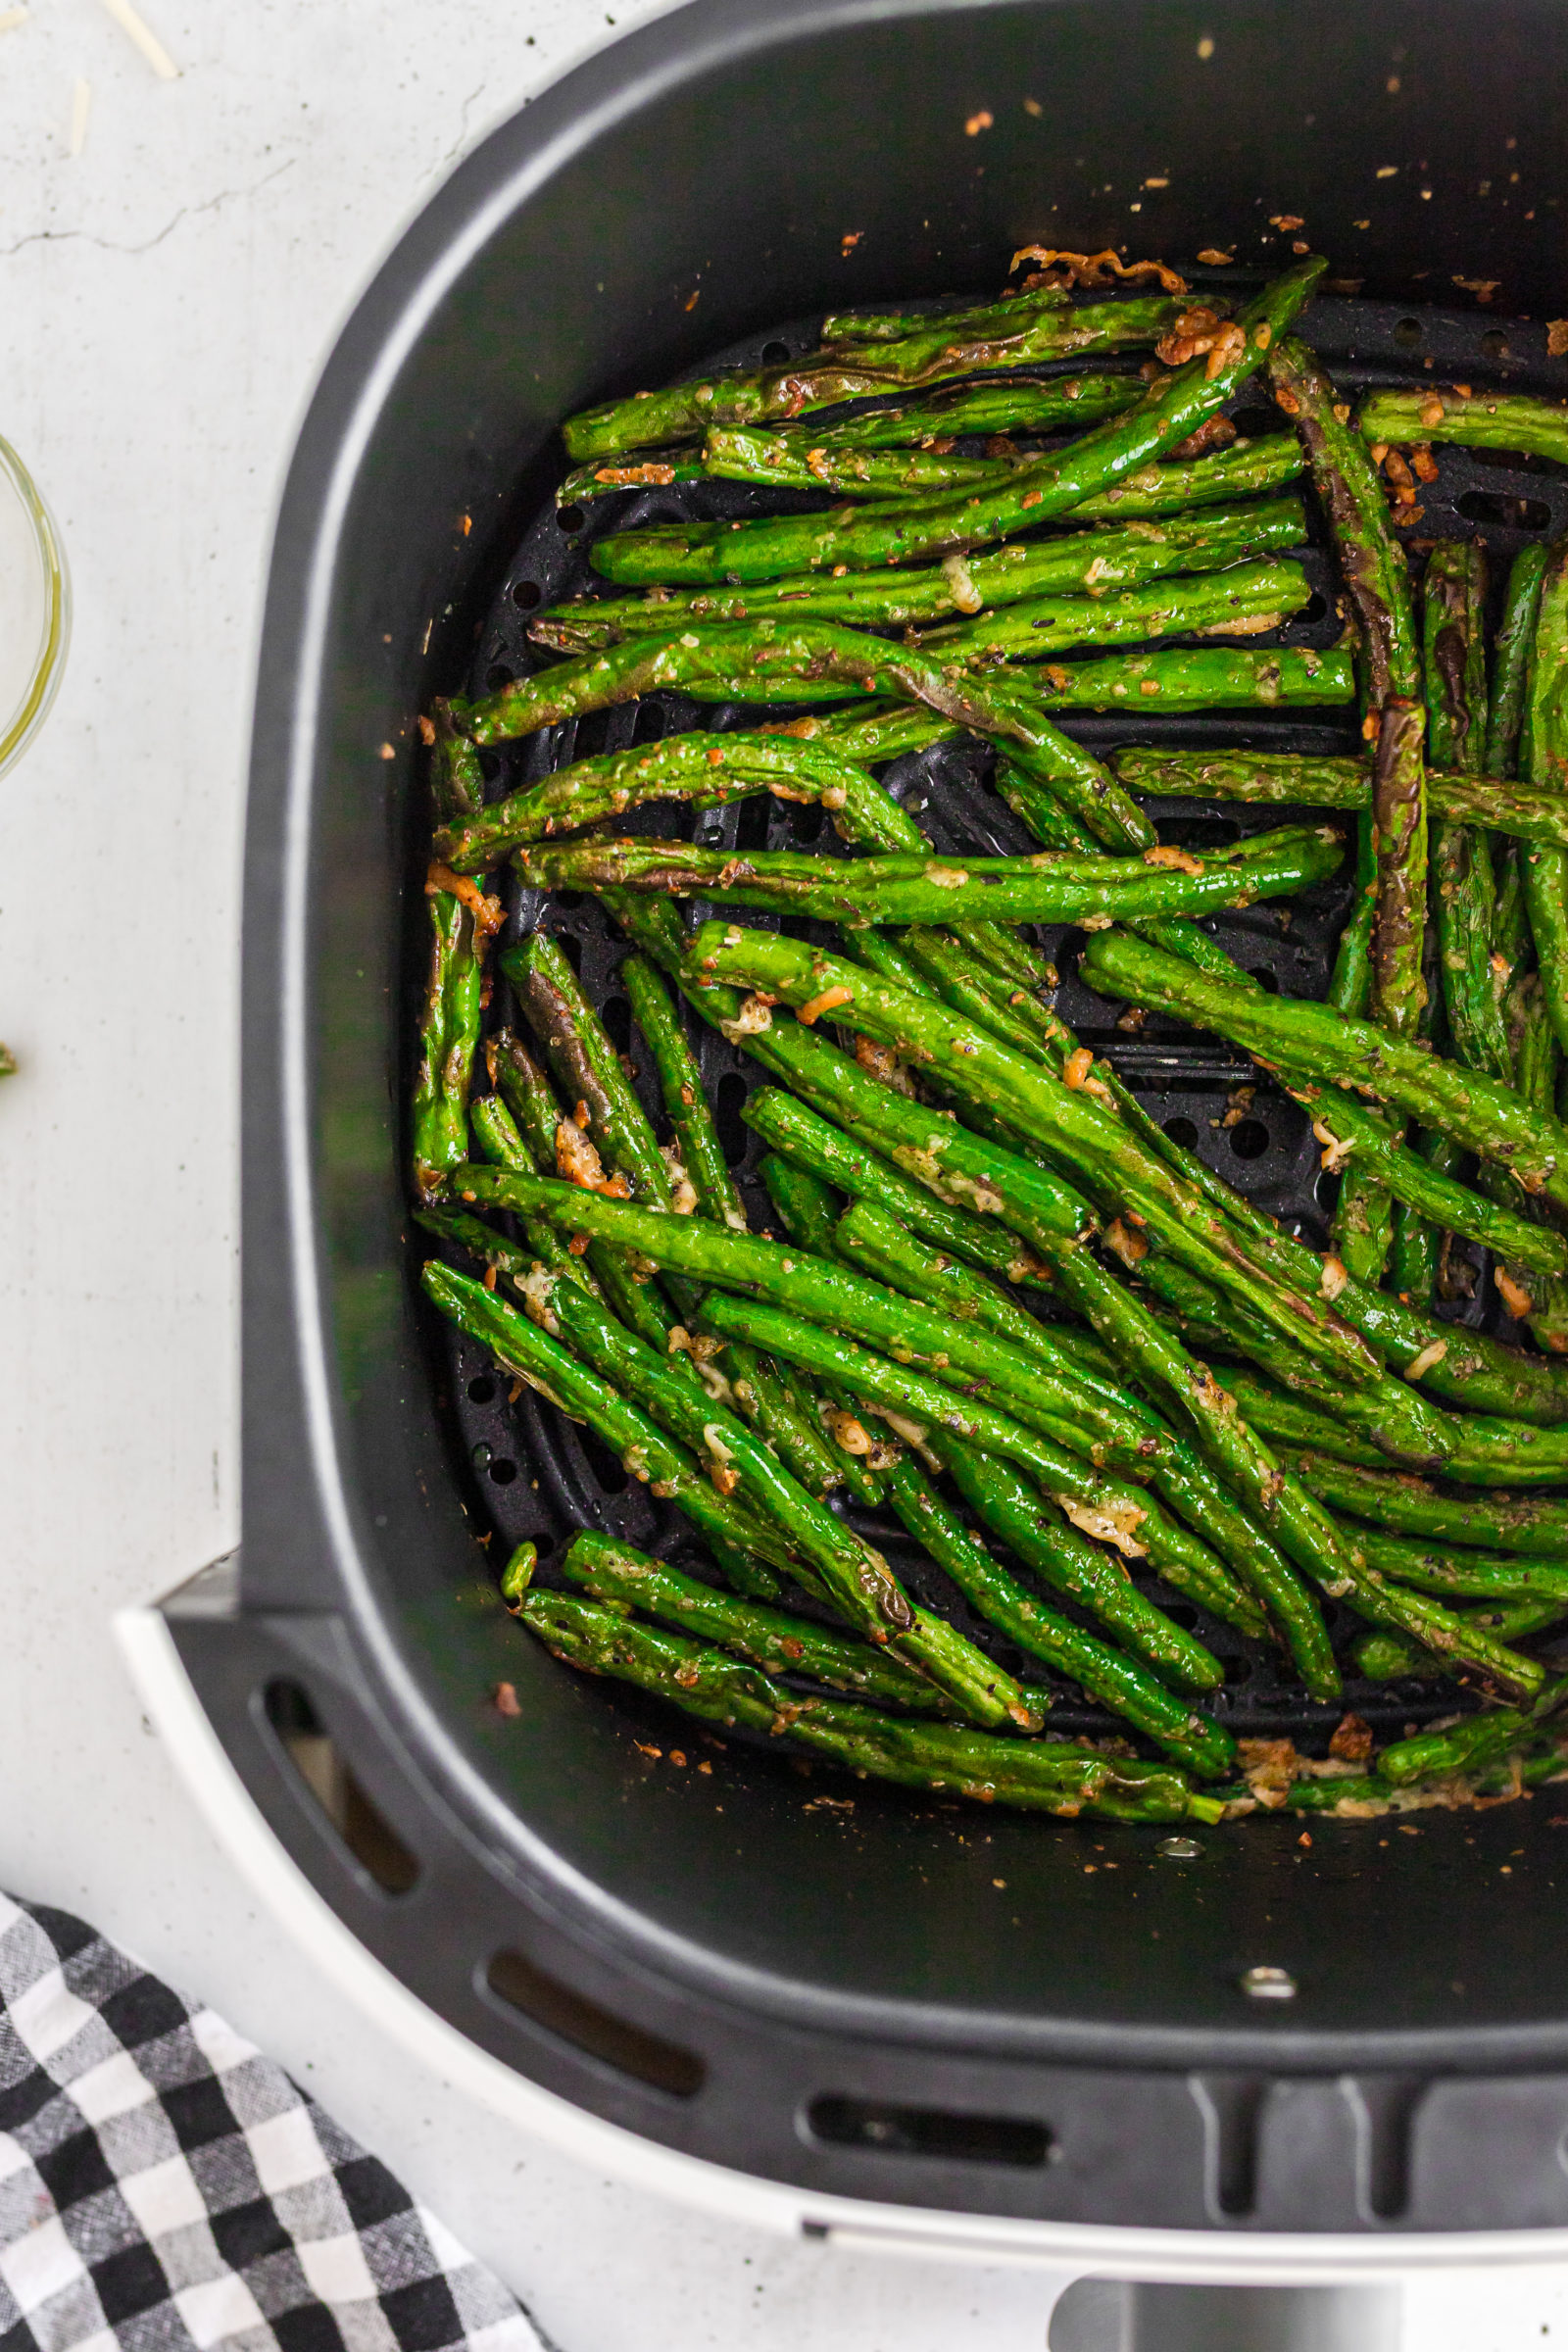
[512,579,543,610]
[552,929,584,973]
[807,2096,1051,2168]
[1162,1116,1200,1150]
[1300,590,1329,623]
[1315,1168,1342,1211]
[1164,816,1241,849]
[601,994,633,1054]
[486,663,514,692]
[1481,327,1511,362]
[735,793,773,852]
[1164,1604,1200,1630]
[1457,488,1553,532]
[486,1949,705,2095]
[264,1681,420,1894]
[1197,2076,1265,2217]
[579,1426,630,1494]
[572,708,612,760]
[478,750,502,783]
[488,1457,518,1486]
[468,1375,498,1404]
[556,504,587,534]
[1249,967,1280,994]
[1393,317,1423,350]
[1227,1118,1270,1160]
[715,1071,750,1165]
[1222,1652,1255,1685]
[760,340,792,365]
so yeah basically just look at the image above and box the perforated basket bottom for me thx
[425,286,1568,1754]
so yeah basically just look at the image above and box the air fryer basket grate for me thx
[426,285,1568,1760]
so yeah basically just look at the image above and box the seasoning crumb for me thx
[493,1682,520,1717]
[698,1759,712,1775]
[964,109,994,135]
[1298,1833,1312,1848]
[1548,320,1568,358]
[1196,34,1214,58]
[634,1741,662,1759]
[1022,96,1042,116]
[669,1749,688,1768]
[684,290,701,312]
[841,230,862,255]
[378,742,396,760]
[993,1878,1006,1888]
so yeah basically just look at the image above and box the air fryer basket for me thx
[186,0,1568,2231]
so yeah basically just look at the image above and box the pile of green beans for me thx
[411,251,1568,1826]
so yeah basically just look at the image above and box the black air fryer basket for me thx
[176,0,1568,2236]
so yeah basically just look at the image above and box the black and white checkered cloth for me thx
[0,1894,547,2352]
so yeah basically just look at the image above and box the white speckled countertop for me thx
[0,8,1563,2343]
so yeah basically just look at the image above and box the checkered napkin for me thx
[0,1894,548,2352]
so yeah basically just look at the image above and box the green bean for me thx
[1349,1529,1568,1605]
[1354,1599,1566,1682]
[535,1262,1036,1724]
[1424,541,1509,1078]
[696,1284,1261,1642]
[1289,1452,1568,1559]
[1077,927,1568,1217]
[692,925,1379,1387]
[1111,744,1568,855]
[915,559,1311,664]
[438,730,920,869]
[531,499,1311,651]
[1269,337,1420,705]
[1369,697,1429,1037]
[1360,387,1568,469]
[937,1435,1224,1694]
[1377,1679,1568,1787]
[515,822,1344,928]
[1486,544,1550,781]
[481,1027,675,1348]
[561,289,1198,459]
[522,1592,1224,1821]
[501,930,672,1207]
[579,263,1323,577]
[557,1531,961,1711]
[881,1459,1236,1774]
[743,1086,1053,1284]
[421,1260,798,1587]
[412,885,486,1198]
[1522,541,1568,1055]
[777,369,1147,442]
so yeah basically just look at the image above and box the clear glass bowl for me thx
[0,435,69,780]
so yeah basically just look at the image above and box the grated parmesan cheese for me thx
[99,0,179,75]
